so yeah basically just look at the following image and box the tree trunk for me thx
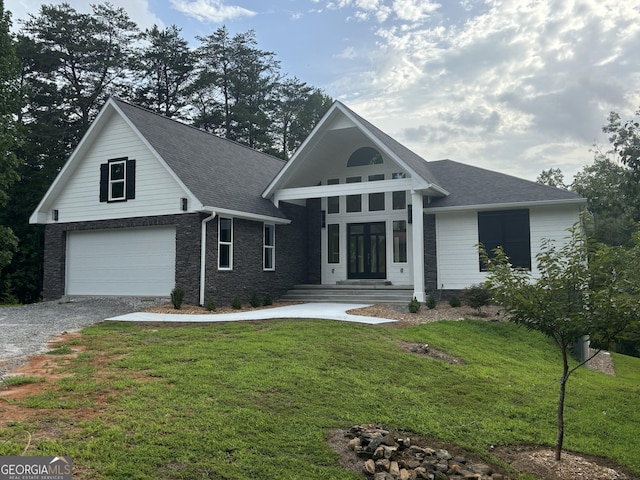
[556,347,570,460]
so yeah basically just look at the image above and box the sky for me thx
[5,0,640,182]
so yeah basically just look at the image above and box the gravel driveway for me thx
[0,297,163,381]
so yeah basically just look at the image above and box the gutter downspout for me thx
[200,209,217,305]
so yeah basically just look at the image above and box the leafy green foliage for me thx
[463,284,491,314]
[262,293,273,306]
[231,297,242,310]
[0,1,21,275]
[46,345,74,355]
[426,294,436,309]
[250,292,260,308]
[482,224,640,459]
[448,295,461,308]
[408,297,420,313]
[170,286,184,310]
[204,297,216,311]
[1,375,43,387]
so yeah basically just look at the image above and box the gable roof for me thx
[263,101,449,198]
[111,98,287,220]
[336,102,444,191]
[424,160,585,210]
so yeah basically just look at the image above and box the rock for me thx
[374,473,388,480]
[399,468,411,480]
[470,464,492,476]
[374,446,386,459]
[383,445,398,459]
[376,458,391,471]
[453,456,467,464]
[433,471,449,480]
[364,459,376,475]
[434,449,452,461]
[389,461,400,477]
[348,437,361,451]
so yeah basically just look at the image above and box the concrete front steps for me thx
[280,282,415,304]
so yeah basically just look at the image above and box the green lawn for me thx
[1,318,639,479]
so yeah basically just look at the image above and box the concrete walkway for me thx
[107,302,395,325]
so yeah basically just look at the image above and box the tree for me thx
[21,2,139,130]
[269,78,332,160]
[0,0,21,280]
[536,168,566,189]
[134,25,194,118]
[192,27,280,150]
[482,225,640,460]
[571,153,634,246]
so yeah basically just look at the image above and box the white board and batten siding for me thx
[52,110,187,224]
[435,205,582,290]
[66,226,176,296]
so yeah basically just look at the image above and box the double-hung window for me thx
[218,217,233,270]
[100,157,136,203]
[264,223,275,270]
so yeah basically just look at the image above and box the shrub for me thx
[426,294,436,309]
[250,293,260,308]
[408,297,421,314]
[449,295,461,308]
[170,286,185,310]
[463,284,491,314]
[204,297,216,311]
[231,297,242,310]
[263,293,273,306]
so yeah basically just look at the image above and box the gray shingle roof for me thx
[424,159,584,208]
[113,98,287,219]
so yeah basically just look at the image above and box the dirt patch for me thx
[397,340,465,365]
[348,303,503,325]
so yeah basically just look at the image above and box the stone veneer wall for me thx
[202,201,310,306]
[424,213,438,296]
[42,214,202,302]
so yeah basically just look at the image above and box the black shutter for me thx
[126,159,136,200]
[99,163,108,202]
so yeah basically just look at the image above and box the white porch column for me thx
[411,191,426,302]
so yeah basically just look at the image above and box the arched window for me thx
[347,147,383,167]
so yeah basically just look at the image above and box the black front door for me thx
[347,222,386,279]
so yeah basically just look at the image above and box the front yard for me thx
[1,317,638,479]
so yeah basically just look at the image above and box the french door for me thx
[347,222,386,279]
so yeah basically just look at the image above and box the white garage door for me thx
[66,227,176,296]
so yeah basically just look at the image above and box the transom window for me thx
[347,147,383,167]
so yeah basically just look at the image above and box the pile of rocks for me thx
[346,425,510,480]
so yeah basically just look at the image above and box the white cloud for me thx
[330,0,640,181]
[5,0,162,31]
[170,0,256,23]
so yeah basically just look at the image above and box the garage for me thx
[66,227,176,296]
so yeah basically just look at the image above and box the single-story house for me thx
[30,97,586,305]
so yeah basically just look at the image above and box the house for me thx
[30,97,586,305]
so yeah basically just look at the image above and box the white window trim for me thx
[218,217,233,270]
[263,223,276,271]
[108,159,127,201]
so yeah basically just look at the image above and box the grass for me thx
[1,376,44,387]
[0,318,638,479]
